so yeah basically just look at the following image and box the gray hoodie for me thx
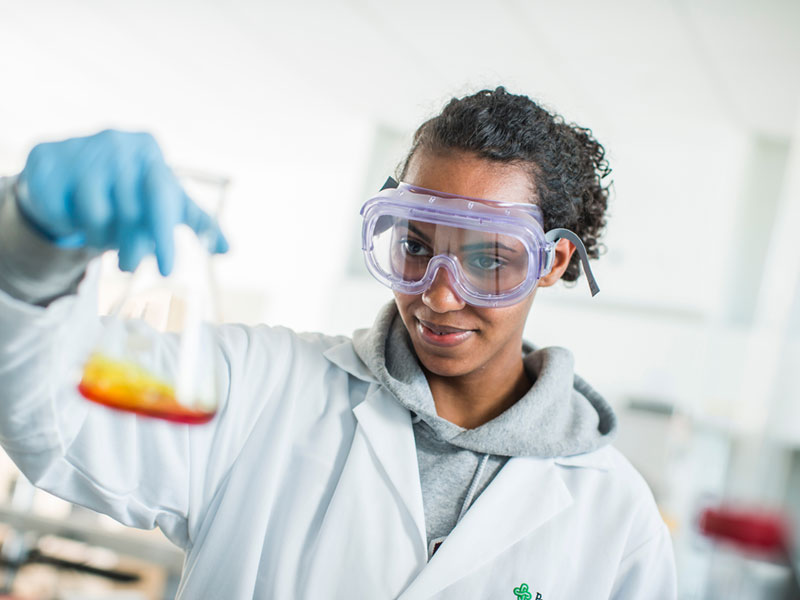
[352,302,617,555]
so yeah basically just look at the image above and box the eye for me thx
[467,254,505,271]
[400,238,431,257]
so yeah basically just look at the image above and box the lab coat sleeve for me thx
[0,260,206,550]
[609,522,677,600]
[0,176,292,552]
[0,176,100,305]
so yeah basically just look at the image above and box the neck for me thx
[425,358,531,429]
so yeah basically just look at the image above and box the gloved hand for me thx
[16,129,228,276]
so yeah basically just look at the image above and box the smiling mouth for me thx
[414,319,477,350]
[417,319,473,335]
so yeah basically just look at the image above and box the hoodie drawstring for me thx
[457,453,490,523]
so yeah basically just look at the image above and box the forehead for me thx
[404,150,536,205]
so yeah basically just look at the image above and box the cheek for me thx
[393,291,412,310]
[477,298,534,339]
[392,292,416,324]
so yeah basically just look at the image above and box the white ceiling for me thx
[1,0,798,152]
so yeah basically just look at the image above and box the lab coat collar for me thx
[553,445,614,471]
[322,339,378,383]
[399,455,574,600]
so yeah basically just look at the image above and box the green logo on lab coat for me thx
[513,583,532,599]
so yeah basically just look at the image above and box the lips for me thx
[418,319,471,335]
[416,318,475,347]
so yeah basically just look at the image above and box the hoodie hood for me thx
[352,302,617,458]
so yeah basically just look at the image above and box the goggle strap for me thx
[545,228,600,297]
[381,176,400,190]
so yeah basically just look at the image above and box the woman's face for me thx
[393,150,539,380]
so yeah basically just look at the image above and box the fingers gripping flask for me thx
[78,173,229,424]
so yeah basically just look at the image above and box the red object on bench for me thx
[699,506,791,553]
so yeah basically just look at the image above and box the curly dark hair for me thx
[398,86,610,283]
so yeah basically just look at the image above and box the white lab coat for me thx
[0,263,677,599]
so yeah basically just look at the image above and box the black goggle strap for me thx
[381,176,400,190]
[366,178,401,238]
[544,228,600,297]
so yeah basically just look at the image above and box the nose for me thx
[421,266,466,313]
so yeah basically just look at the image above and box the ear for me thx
[537,238,576,288]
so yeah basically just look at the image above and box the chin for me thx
[411,345,476,378]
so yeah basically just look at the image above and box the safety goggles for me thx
[360,179,599,307]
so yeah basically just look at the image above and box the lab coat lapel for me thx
[323,341,427,553]
[301,384,427,599]
[352,383,428,550]
[399,456,573,600]
[322,340,377,384]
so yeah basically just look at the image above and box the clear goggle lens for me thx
[371,216,532,297]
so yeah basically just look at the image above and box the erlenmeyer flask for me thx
[77,173,229,424]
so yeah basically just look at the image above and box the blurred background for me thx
[1,0,799,597]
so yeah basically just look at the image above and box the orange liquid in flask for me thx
[78,353,216,424]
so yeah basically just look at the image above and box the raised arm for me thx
[0,131,235,549]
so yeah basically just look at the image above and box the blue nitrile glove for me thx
[16,129,228,276]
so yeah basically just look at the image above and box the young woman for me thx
[0,88,676,598]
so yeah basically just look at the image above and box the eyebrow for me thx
[405,222,433,244]
[460,241,518,253]
[403,222,518,253]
